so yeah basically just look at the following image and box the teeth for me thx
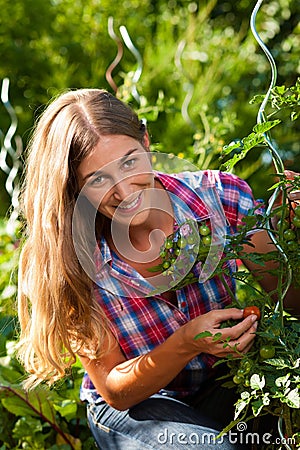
[119,193,140,210]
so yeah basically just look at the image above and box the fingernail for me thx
[289,191,300,199]
[251,315,257,322]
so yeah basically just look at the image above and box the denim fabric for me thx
[87,393,245,450]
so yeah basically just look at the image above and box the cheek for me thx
[82,188,110,211]
[135,171,154,186]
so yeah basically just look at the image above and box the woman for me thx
[17,88,300,449]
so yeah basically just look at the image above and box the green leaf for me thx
[275,374,290,388]
[147,265,162,273]
[212,332,223,342]
[273,85,286,95]
[253,119,281,134]
[53,399,77,420]
[1,387,56,423]
[194,331,213,340]
[250,374,265,390]
[264,358,291,369]
[249,94,266,104]
[251,398,265,416]
[12,416,43,440]
[285,388,300,408]
[234,392,251,420]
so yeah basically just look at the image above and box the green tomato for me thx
[294,205,300,217]
[237,368,247,377]
[277,219,289,231]
[233,374,244,384]
[177,237,187,249]
[286,240,298,252]
[165,239,173,249]
[283,229,296,241]
[199,224,211,236]
[292,216,300,228]
[240,360,252,374]
[259,345,275,359]
[202,235,212,246]
[187,234,197,245]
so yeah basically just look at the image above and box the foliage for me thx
[0,0,299,209]
[149,78,300,448]
[0,220,94,449]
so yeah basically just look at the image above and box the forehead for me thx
[77,134,144,176]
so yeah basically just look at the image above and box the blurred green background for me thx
[0,0,299,216]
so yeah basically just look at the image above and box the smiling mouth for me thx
[117,192,142,213]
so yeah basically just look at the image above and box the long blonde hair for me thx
[17,88,146,388]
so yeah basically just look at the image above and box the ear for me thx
[143,130,150,150]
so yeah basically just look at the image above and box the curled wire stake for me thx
[0,79,14,173]
[175,40,196,129]
[106,17,124,94]
[250,1,292,309]
[0,78,22,229]
[250,0,284,175]
[119,25,142,104]
[1,78,18,159]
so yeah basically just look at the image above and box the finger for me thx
[284,169,298,180]
[210,319,257,357]
[230,321,258,353]
[221,314,257,340]
[211,307,244,323]
[289,190,300,201]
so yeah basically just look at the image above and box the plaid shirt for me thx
[80,170,261,403]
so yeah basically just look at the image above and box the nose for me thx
[112,178,133,202]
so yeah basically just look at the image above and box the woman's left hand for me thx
[284,169,300,202]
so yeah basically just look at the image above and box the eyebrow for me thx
[81,148,139,182]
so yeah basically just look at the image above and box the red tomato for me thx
[243,305,261,320]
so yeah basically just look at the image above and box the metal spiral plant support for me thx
[0,78,22,233]
[119,25,143,105]
[105,18,143,106]
[251,2,293,448]
[250,0,292,309]
[106,17,124,94]
[174,39,196,129]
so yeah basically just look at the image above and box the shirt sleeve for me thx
[203,170,265,231]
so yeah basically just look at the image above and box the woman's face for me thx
[76,134,155,227]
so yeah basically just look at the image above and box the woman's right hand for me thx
[78,307,258,410]
[181,307,258,358]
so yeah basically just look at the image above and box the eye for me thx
[122,158,137,170]
[90,174,105,186]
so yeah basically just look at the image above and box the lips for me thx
[116,192,142,214]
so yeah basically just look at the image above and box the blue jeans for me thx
[87,389,247,450]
